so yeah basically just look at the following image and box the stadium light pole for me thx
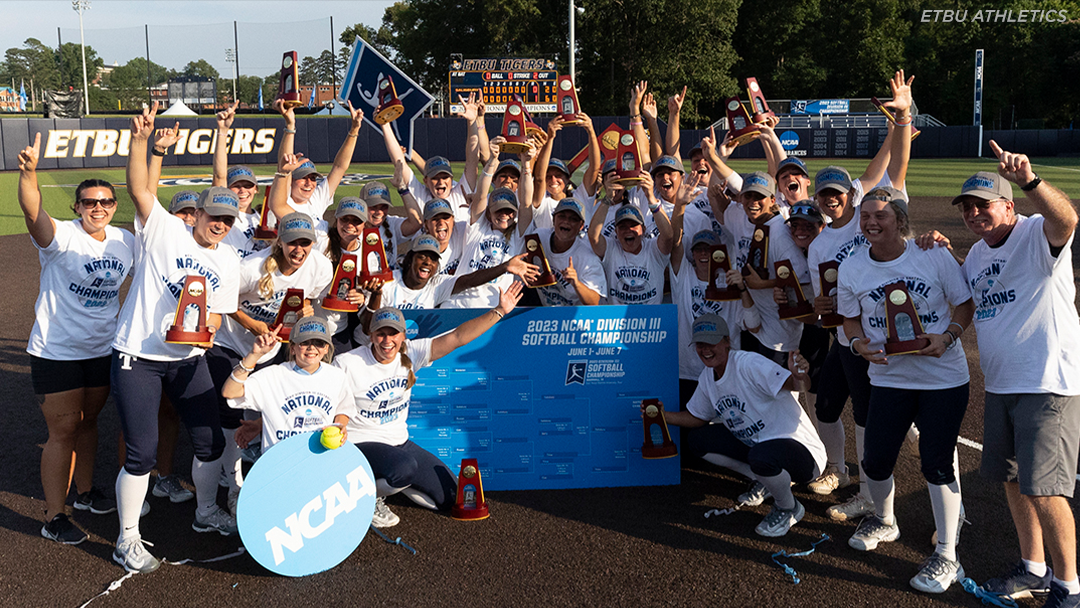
[73,0,91,115]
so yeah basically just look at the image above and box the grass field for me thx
[1,157,1077,236]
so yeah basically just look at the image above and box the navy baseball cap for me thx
[196,186,240,218]
[786,201,825,224]
[226,165,257,187]
[495,159,521,177]
[650,155,685,175]
[776,157,808,178]
[548,158,570,178]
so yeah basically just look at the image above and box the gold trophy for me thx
[277,51,303,109]
[451,458,489,521]
[774,260,814,320]
[522,233,558,287]
[818,261,843,328]
[321,253,359,312]
[884,281,930,355]
[641,399,677,459]
[165,276,212,345]
[271,288,305,343]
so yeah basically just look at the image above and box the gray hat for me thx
[226,165,257,187]
[292,161,322,181]
[423,156,453,179]
[776,157,808,178]
[553,198,585,222]
[410,234,442,258]
[650,155,685,176]
[814,166,852,195]
[863,186,909,216]
[690,230,721,249]
[169,190,199,214]
[951,171,1014,206]
[277,212,318,243]
[488,188,519,214]
[495,159,521,177]
[335,197,369,222]
[741,171,776,198]
[290,316,331,345]
[548,158,571,178]
[362,181,392,207]
[196,186,240,218]
[688,142,704,158]
[691,313,730,345]
[423,198,454,221]
[614,204,645,227]
[370,307,406,333]
[786,200,825,224]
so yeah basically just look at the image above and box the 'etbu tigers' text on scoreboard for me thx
[449,57,558,114]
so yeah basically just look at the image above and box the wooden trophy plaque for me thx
[557,76,582,124]
[883,281,930,355]
[272,288,305,343]
[277,51,303,109]
[871,97,921,141]
[706,244,741,301]
[374,75,405,125]
[500,100,532,154]
[321,253,359,312]
[774,260,814,320]
[745,77,776,124]
[451,458,489,521]
[614,131,645,187]
[359,227,394,283]
[523,233,557,287]
[518,100,544,138]
[253,186,277,241]
[724,96,762,148]
[743,225,770,279]
[165,275,212,345]
[818,261,844,328]
[641,399,677,459]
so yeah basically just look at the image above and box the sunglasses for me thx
[79,198,117,209]
[790,204,818,216]
[959,198,1006,212]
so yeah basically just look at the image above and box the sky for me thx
[3,1,395,79]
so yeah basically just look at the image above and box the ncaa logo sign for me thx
[238,433,376,576]
[779,131,800,151]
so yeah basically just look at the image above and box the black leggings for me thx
[687,424,818,483]
[355,440,458,510]
[815,339,872,427]
[862,384,969,485]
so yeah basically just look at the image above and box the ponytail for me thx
[398,341,416,389]
[257,239,286,299]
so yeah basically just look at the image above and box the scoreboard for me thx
[449,57,558,114]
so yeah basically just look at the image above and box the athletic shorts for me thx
[982,392,1080,497]
[30,354,111,394]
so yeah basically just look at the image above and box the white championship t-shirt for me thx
[380,268,457,310]
[732,215,808,352]
[28,219,134,360]
[335,338,434,446]
[806,214,869,346]
[671,261,743,381]
[963,214,1080,395]
[600,234,669,305]
[532,227,607,306]
[532,188,595,231]
[441,218,523,309]
[216,247,333,362]
[113,202,240,361]
[407,173,474,225]
[287,178,333,223]
[227,361,354,450]
[222,212,270,260]
[837,239,971,390]
[687,350,826,472]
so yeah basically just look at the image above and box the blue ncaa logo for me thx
[404,318,420,339]
[779,131,800,150]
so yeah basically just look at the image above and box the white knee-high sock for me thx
[855,424,870,499]
[191,455,223,516]
[116,469,150,541]
[759,470,796,510]
[802,392,819,432]
[702,453,755,480]
[866,475,896,525]
[221,429,243,492]
[816,420,847,475]
[376,479,407,498]
[927,479,962,561]
[402,488,438,510]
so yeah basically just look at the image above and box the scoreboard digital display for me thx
[449,57,558,114]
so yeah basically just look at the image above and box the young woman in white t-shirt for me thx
[360,178,422,272]
[315,196,370,352]
[837,188,974,594]
[223,317,353,452]
[335,283,524,527]
[18,133,135,545]
[650,314,823,538]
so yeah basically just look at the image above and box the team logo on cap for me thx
[375,310,401,324]
[429,158,450,171]
[283,217,313,232]
[176,192,198,203]
[212,193,239,208]
[963,175,996,191]
[416,235,439,248]
[294,319,327,335]
[427,200,451,213]
[746,175,769,187]
[694,321,717,333]
[492,191,517,205]
[341,200,365,211]
[367,186,389,198]
[228,167,254,181]
[818,171,847,183]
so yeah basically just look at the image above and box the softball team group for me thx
[19,71,1080,607]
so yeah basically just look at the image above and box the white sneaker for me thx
[737,481,771,507]
[808,466,854,495]
[910,553,965,593]
[827,493,874,521]
[849,515,901,551]
[152,475,194,503]
[193,505,238,536]
[113,535,160,573]
[755,501,805,537]
[371,497,400,528]
[227,488,240,517]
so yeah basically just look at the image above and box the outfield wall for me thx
[0,117,1075,171]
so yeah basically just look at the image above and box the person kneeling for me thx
[652,314,826,537]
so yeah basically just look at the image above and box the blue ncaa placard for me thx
[237,433,376,577]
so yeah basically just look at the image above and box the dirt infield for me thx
[1,195,1077,607]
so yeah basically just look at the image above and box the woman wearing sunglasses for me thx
[18,132,135,545]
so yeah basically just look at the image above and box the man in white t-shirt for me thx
[943,148,1080,604]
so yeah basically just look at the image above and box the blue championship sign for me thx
[402,305,680,491]
[338,39,435,154]
[237,433,376,577]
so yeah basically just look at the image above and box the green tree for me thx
[237,74,264,106]
[339,22,396,58]
[0,38,60,92]
[57,42,104,92]
[105,57,177,110]
[182,59,219,80]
